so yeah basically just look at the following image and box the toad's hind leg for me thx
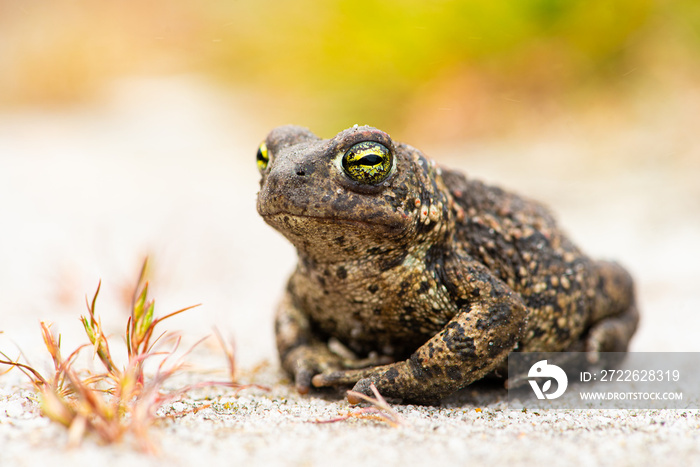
[585,260,639,353]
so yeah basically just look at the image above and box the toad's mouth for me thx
[260,211,405,233]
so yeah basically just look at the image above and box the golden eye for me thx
[256,142,269,172]
[341,141,393,185]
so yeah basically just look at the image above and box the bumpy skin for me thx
[256,125,639,405]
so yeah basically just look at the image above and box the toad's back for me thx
[442,168,633,352]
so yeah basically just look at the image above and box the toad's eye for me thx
[341,141,393,185]
[256,142,269,172]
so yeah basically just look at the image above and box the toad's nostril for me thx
[293,163,314,177]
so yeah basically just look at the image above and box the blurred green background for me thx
[1,0,699,140]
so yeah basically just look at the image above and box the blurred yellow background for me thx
[2,0,699,140]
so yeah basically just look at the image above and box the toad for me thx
[255,125,638,405]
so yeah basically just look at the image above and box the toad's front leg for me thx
[276,286,391,393]
[314,257,529,404]
[276,290,347,394]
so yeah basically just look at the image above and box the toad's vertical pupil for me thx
[357,154,383,166]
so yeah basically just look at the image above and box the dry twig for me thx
[314,383,408,428]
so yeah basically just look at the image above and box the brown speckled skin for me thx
[257,125,639,405]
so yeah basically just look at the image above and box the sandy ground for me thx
[1,76,699,466]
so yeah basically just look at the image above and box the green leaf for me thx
[138,300,155,340]
[81,316,96,344]
[133,283,149,323]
